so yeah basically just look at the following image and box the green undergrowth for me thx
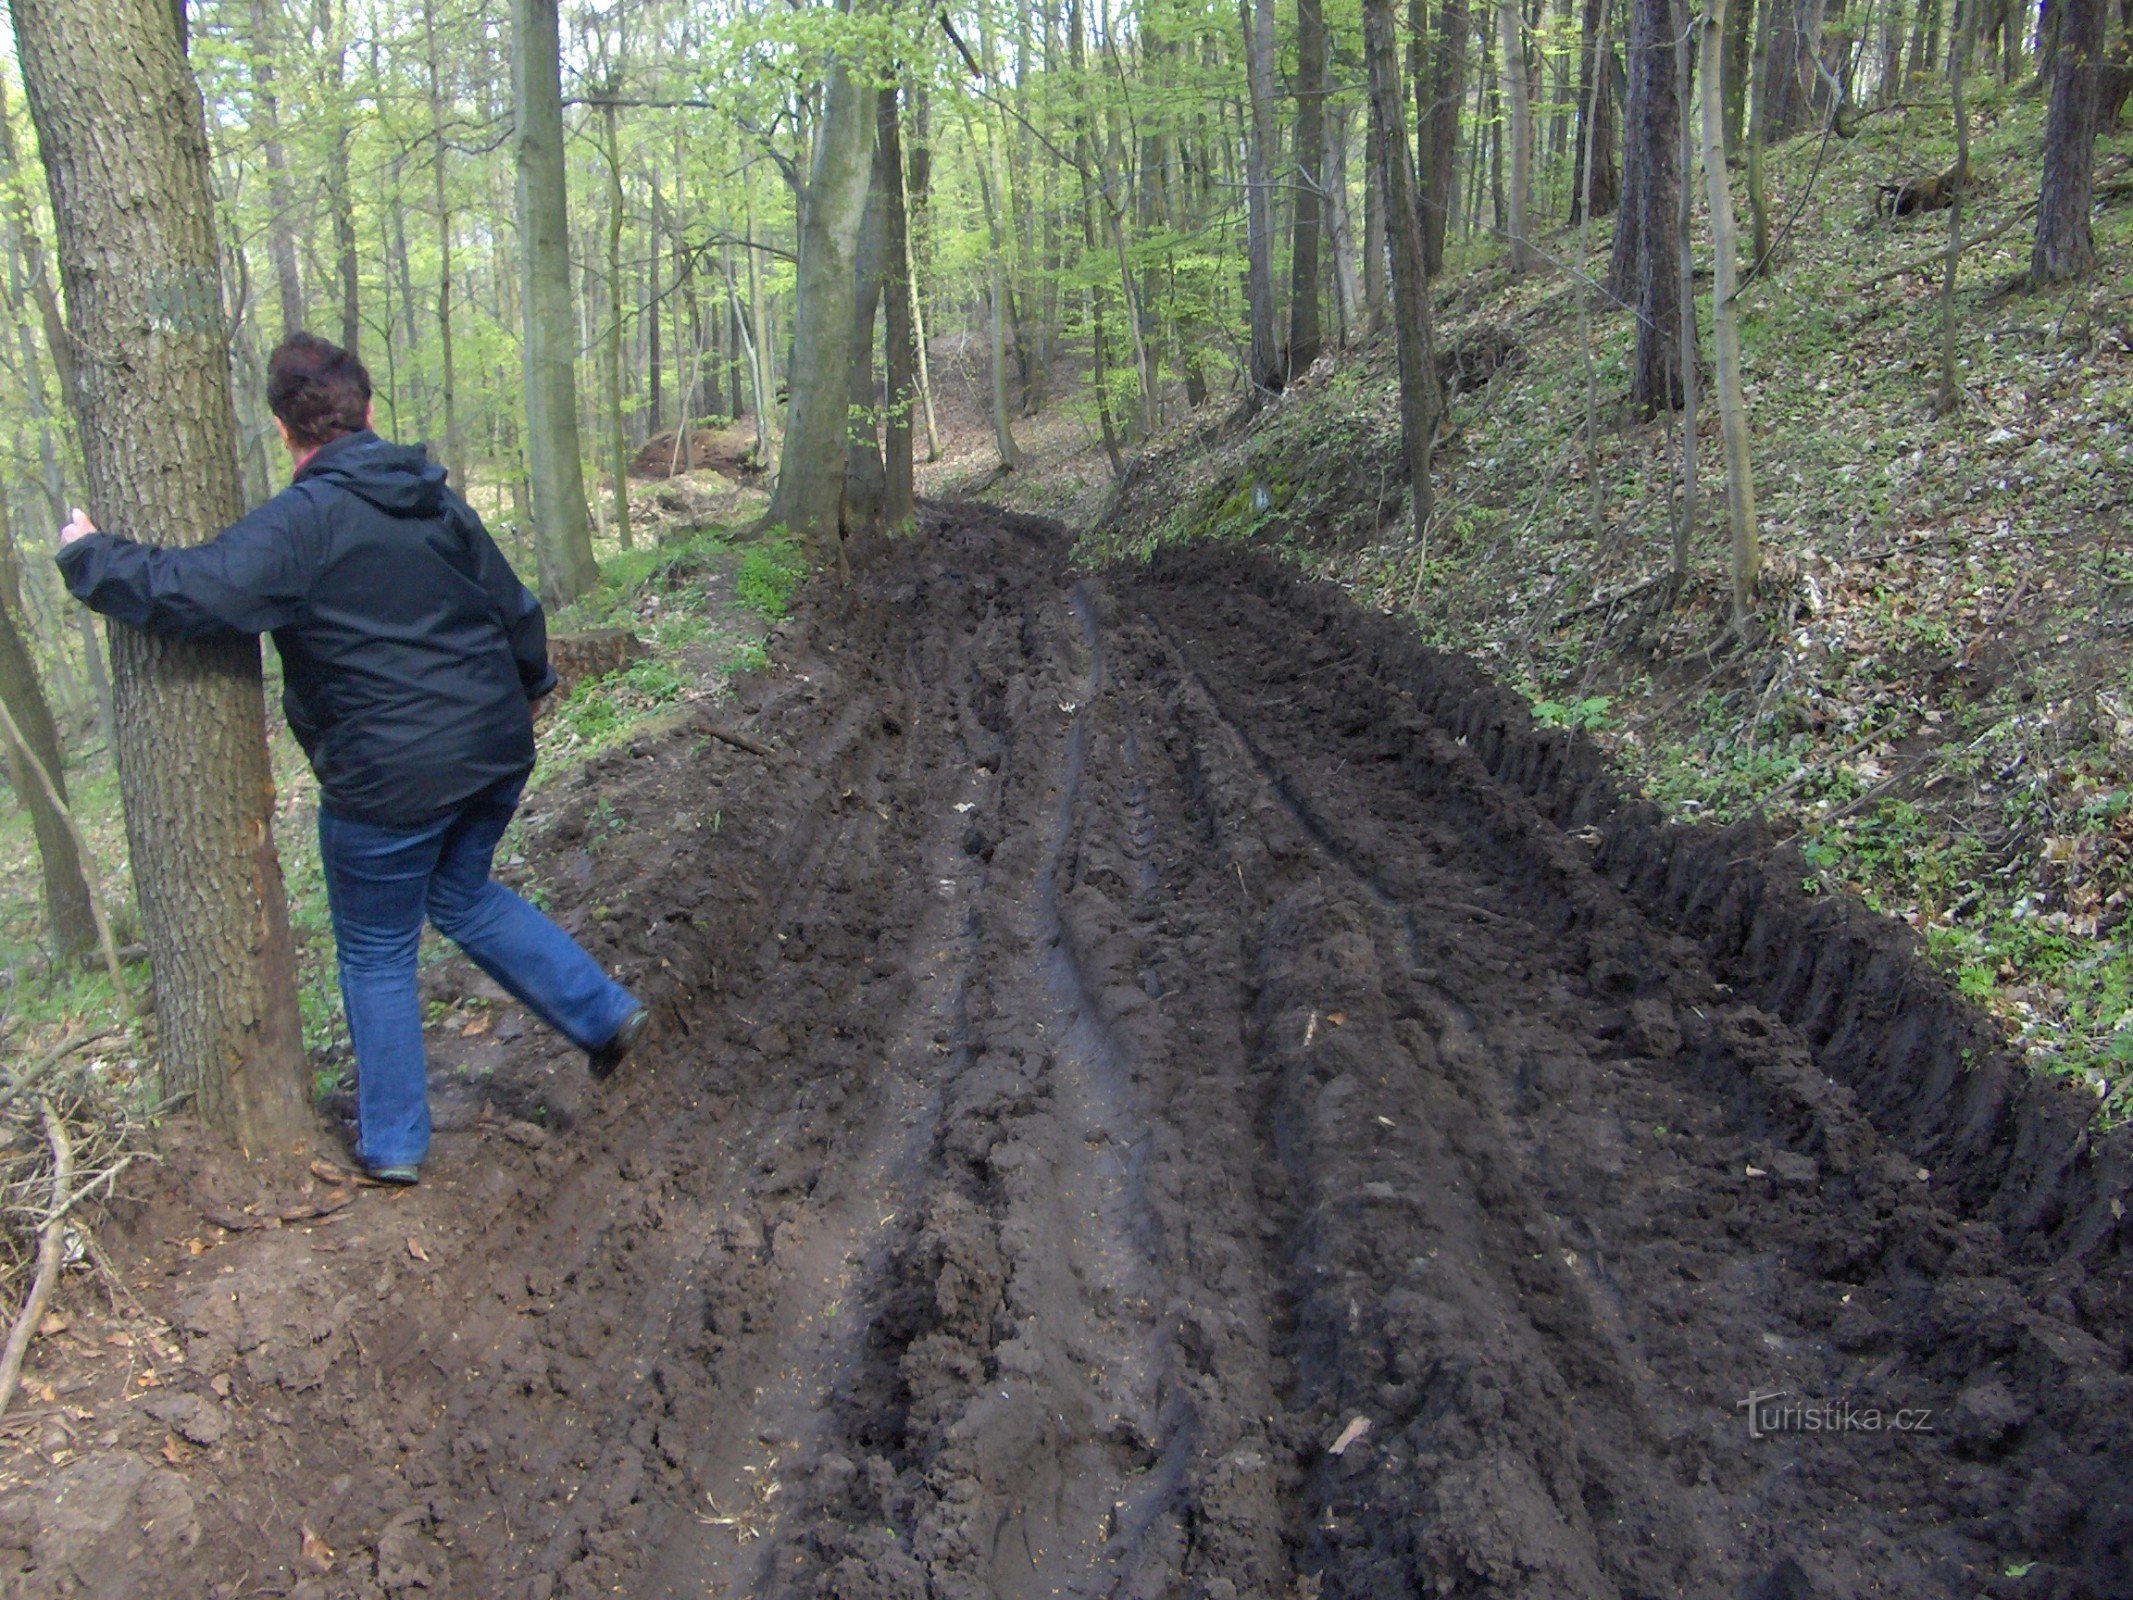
[1078,84,2133,1119]
[0,509,797,1088]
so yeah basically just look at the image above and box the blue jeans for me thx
[317,777,639,1169]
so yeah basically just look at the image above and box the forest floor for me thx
[0,503,2124,1599]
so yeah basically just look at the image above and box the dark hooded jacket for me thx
[57,430,555,827]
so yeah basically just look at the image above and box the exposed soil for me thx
[4,506,2128,1600]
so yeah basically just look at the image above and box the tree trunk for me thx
[316,0,360,353]
[1628,0,1688,411]
[1364,0,1445,542]
[879,85,916,533]
[764,50,875,568]
[1938,0,1973,412]
[1363,101,1390,328]
[1243,0,1284,394]
[1673,0,1701,571]
[844,125,888,540]
[249,0,304,334]
[1423,0,1471,271]
[1288,0,1328,374]
[1761,0,1830,137]
[2031,0,2102,283]
[13,0,312,1144]
[1729,0,1759,139]
[600,101,632,550]
[1700,0,1761,628]
[424,6,461,481]
[1499,0,1538,267]
[1572,0,1621,220]
[0,501,94,956]
[512,0,599,604]
[1323,97,1363,343]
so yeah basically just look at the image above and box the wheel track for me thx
[96,507,2133,1600]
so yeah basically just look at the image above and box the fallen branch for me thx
[701,723,779,760]
[1866,199,2039,286]
[1550,570,1678,629]
[0,1027,122,1118]
[0,1104,74,1421]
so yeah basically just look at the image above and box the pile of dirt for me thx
[0,506,2125,1599]
[629,421,761,482]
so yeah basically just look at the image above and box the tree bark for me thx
[1423,0,1472,273]
[2031,0,2102,283]
[512,0,599,605]
[249,0,304,335]
[13,0,312,1144]
[1364,0,1445,542]
[423,5,461,481]
[1498,0,1538,267]
[315,0,360,353]
[879,84,916,532]
[764,48,874,567]
[1760,0,1830,137]
[1628,0,1688,411]
[1323,97,1363,343]
[0,500,94,956]
[843,123,888,539]
[600,101,632,550]
[1700,0,1761,628]
[1243,0,1284,393]
[1572,0,1621,220]
[1288,0,1329,374]
[1938,0,1973,413]
[1609,0,1646,299]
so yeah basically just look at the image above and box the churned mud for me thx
[4,507,2127,1600]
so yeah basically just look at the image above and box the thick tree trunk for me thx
[1609,4,1646,300]
[1700,0,1761,628]
[1243,0,1284,394]
[13,0,311,1144]
[1423,0,1472,273]
[1363,0,1445,541]
[0,502,94,956]
[879,86,916,533]
[764,51,875,566]
[512,0,599,604]
[1628,0,1688,411]
[1499,0,1537,268]
[1288,0,1328,374]
[1572,0,1621,220]
[1761,0,1830,137]
[2031,0,2102,282]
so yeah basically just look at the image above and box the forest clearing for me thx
[0,0,2122,1592]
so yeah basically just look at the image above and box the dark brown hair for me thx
[266,332,372,449]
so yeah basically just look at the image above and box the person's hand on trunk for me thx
[59,507,96,546]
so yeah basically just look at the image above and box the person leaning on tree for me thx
[54,332,648,1185]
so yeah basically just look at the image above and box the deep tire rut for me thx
[83,507,2131,1600]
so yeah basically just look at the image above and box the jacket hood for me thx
[299,430,447,517]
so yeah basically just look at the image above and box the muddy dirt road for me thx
[13,507,2128,1600]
